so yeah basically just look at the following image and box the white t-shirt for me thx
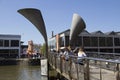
[78,51,86,59]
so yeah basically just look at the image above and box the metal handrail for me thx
[52,52,120,64]
[49,52,120,80]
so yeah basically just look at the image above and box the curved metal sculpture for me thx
[17,8,48,57]
[18,8,49,77]
[69,13,86,45]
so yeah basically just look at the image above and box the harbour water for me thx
[0,60,47,80]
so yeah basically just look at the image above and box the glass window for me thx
[0,49,9,54]
[75,37,82,46]
[65,36,69,47]
[91,37,98,47]
[114,38,120,46]
[99,37,106,47]
[4,40,9,47]
[52,39,56,49]
[106,37,113,46]
[48,39,56,50]
[0,40,3,47]
[9,49,19,54]
[83,36,90,46]
[115,49,120,53]
[11,40,19,47]
[100,49,113,53]
[59,37,64,47]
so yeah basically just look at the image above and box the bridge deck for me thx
[49,53,120,80]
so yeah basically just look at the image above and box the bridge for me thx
[17,8,120,80]
[48,52,120,80]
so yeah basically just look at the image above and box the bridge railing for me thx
[48,52,120,80]
[86,51,120,59]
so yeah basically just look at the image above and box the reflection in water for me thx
[0,60,47,80]
[0,66,19,80]
[18,65,41,80]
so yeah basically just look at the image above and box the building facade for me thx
[48,29,120,54]
[0,34,21,58]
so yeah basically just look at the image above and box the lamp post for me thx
[17,8,49,78]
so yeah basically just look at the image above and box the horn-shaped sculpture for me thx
[18,8,47,43]
[17,8,48,57]
[18,8,49,77]
[69,13,86,45]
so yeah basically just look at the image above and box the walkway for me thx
[49,52,120,80]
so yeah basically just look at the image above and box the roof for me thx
[0,34,21,38]
[105,31,116,35]
[58,29,70,35]
[49,29,120,39]
[80,30,90,35]
[91,31,104,35]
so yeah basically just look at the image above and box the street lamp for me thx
[17,8,49,78]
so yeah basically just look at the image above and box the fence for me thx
[49,52,120,80]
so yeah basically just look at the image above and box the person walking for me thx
[77,47,86,65]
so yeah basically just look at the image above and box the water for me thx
[0,60,47,80]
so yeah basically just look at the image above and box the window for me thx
[48,39,56,50]
[91,37,98,47]
[114,38,120,46]
[83,36,90,46]
[106,37,113,46]
[4,40,9,47]
[75,37,82,46]
[0,40,3,47]
[65,36,69,47]
[11,40,19,47]
[0,49,9,54]
[115,49,120,53]
[9,49,19,54]
[59,37,64,47]
[99,37,106,47]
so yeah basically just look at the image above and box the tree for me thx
[40,43,46,56]
[33,43,41,53]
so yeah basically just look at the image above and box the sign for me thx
[41,59,48,76]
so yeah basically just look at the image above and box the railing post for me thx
[54,53,57,68]
[116,63,120,80]
[60,56,63,73]
[50,53,52,64]
[69,57,72,80]
[84,59,90,80]
[100,61,102,80]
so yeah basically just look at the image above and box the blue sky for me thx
[0,0,120,45]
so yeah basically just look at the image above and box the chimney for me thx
[52,31,54,37]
